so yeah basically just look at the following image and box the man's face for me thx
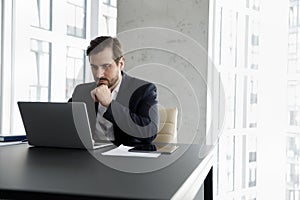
[89,47,124,89]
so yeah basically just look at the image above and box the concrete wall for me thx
[117,0,210,145]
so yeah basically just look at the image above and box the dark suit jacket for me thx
[70,72,159,146]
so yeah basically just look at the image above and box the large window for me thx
[212,0,260,199]
[0,0,117,134]
[287,0,300,199]
[212,0,297,199]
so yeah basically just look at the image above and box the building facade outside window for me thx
[0,0,117,134]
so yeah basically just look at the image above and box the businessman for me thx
[70,36,159,146]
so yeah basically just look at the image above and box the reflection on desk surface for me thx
[0,143,214,200]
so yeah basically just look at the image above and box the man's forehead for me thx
[90,47,114,62]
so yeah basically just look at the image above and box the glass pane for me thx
[221,73,236,129]
[289,5,298,28]
[287,80,300,126]
[101,15,109,35]
[245,16,260,70]
[288,59,297,74]
[40,0,51,29]
[243,76,258,128]
[30,0,51,30]
[217,134,235,193]
[288,26,300,73]
[66,47,85,100]
[220,9,238,68]
[75,59,83,76]
[247,135,257,187]
[67,3,76,27]
[31,39,38,52]
[66,58,75,78]
[286,134,300,199]
[108,17,117,36]
[298,3,300,27]
[247,0,260,11]
[103,0,117,7]
[68,0,85,7]
[248,167,256,186]
[110,0,117,7]
[75,7,85,29]
[289,44,297,54]
[40,54,50,86]
[66,0,86,38]
[31,1,39,27]
[42,42,50,53]
[103,0,110,5]
[29,39,51,101]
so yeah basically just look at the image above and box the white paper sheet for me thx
[0,141,26,147]
[101,145,160,158]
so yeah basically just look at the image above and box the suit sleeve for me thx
[103,83,159,143]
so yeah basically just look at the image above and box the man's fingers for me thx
[90,89,98,102]
[91,85,111,105]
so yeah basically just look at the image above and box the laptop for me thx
[17,102,113,150]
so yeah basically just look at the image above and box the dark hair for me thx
[86,36,123,64]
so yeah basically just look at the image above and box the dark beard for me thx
[97,76,119,89]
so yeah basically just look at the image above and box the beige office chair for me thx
[153,107,178,143]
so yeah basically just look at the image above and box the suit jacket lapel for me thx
[116,72,129,105]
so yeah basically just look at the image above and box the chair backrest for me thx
[153,107,178,143]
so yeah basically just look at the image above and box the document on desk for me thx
[102,145,161,158]
[0,141,25,147]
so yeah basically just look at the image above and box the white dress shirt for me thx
[94,76,122,141]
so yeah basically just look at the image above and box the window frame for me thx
[0,0,118,134]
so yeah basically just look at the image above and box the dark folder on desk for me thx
[0,135,26,142]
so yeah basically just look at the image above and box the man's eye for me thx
[91,66,98,70]
[102,64,110,69]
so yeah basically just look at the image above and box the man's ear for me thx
[119,56,125,70]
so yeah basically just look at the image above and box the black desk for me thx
[0,143,214,199]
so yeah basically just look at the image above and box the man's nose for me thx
[95,67,105,77]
